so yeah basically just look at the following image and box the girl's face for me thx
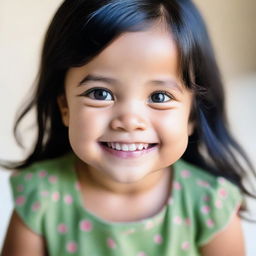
[59,23,194,185]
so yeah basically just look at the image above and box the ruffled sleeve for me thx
[10,166,49,235]
[195,176,243,246]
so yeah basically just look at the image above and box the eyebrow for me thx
[78,74,118,86]
[78,74,183,92]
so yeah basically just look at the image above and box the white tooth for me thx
[121,144,129,151]
[107,142,112,148]
[111,142,115,149]
[137,144,144,150]
[143,144,149,149]
[115,143,121,150]
[128,144,136,151]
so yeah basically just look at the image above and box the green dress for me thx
[10,153,242,255]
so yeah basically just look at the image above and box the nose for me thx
[110,112,147,132]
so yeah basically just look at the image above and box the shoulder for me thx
[10,153,75,189]
[9,153,75,234]
[174,159,242,200]
[174,159,243,246]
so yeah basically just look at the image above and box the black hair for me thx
[2,0,255,215]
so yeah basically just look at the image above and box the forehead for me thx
[92,24,176,69]
[66,23,180,84]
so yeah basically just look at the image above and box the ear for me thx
[57,94,69,127]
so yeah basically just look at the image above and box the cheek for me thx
[154,110,191,140]
[68,107,108,145]
[152,111,190,166]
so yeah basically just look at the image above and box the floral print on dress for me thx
[181,241,190,250]
[201,205,211,214]
[218,188,228,198]
[57,223,68,234]
[64,194,73,205]
[154,234,163,244]
[32,201,41,211]
[66,241,78,253]
[181,170,191,178]
[173,181,182,190]
[9,155,243,256]
[48,175,58,184]
[52,192,60,202]
[215,199,223,209]
[15,196,26,206]
[38,170,47,178]
[107,238,117,249]
[196,180,210,188]
[25,173,33,180]
[137,252,147,256]
[206,219,215,228]
[79,220,93,232]
[173,216,183,225]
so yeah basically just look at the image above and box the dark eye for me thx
[150,92,172,103]
[85,88,113,101]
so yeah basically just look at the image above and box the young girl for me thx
[2,0,255,255]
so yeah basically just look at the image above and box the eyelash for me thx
[80,87,114,101]
[79,87,174,103]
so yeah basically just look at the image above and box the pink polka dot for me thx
[173,181,182,190]
[107,238,116,249]
[57,223,68,233]
[181,241,190,250]
[206,219,214,228]
[218,188,228,198]
[197,180,210,188]
[38,170,47,178]
[137,252,147,256]
[48,175,58,184]
[25,173,33,180]
[185,218,191,226]
[168,197,174,205]
[75,182,80,190]
[203,195,210,202]
[64,194,73,205]
[201,205,211,214]
[79,220,93,232]
[181,170,191,178]
[66,241,77,253]
[145,220,154,230]
[154,234,163,244]
[215,199,223,209]
[16,184,24,192]
[32,201,41,211]
[40,190,49,197]
[173,216,182,225]
[52,192,60,202]
[16,196,25,206]
[217,177,226,185]
[122,228,135,235]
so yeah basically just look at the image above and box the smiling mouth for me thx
[100,142,158,152]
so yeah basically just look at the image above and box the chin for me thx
[106,167,155,184]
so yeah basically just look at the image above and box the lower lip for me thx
[99,143,158,159]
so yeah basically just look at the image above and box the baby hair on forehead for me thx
[5,0,256,214]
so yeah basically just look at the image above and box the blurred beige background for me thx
[0,0,255,254]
